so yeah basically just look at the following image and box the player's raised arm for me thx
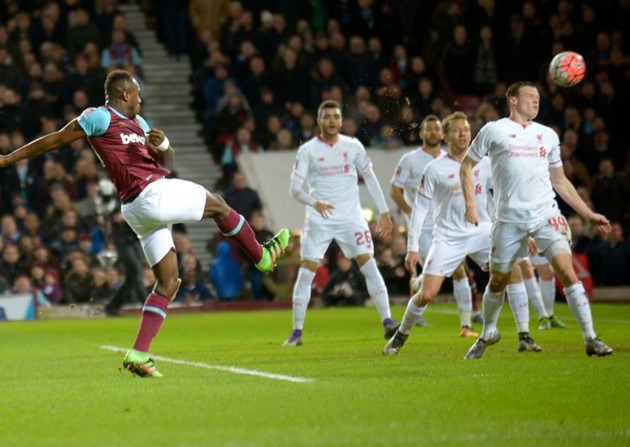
[460,155,479,226]
[0,119,86,168]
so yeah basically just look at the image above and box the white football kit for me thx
[408,154,493,277]
[467,118,572,272]
[291,135,389,261]
[391,147,445,263]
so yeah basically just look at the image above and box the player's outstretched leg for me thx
[123,349,163,378]
[256,228,290,273]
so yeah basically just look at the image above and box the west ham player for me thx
[0,70,290,377]
[282,100,398,347]
[383,112,541,355]
[461,81,613,358]
[390,115,478,330]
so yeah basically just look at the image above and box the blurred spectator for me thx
[592,222,630,286]
[442,24,476,95]
[1,242,25,286]
[63,255,95,304]
[323,254,367,307]
[101,29,142,74]
[208,240,244,301]
[67,8,102,58]
[474,25,499,96]
[10,273,52,307]
[94,266,123,305]
[220,128,262,188]
[223,171,262,221]
[189,0,231,40]
[591,159,627,224]
[158,0,188,60]
[176,253,212,304]
[29,262,63,304]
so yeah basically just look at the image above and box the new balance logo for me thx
[120,133,146,145]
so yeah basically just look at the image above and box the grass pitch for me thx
[0,303,628,447]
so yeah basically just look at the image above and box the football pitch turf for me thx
[1,303,628,447]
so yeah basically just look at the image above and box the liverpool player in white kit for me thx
[283,100,398,346]
[461,82,613,358]
[0,70,290,377]
[390,115,478,331]
[384,112,542,355]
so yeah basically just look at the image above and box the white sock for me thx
[291,268,315,330]
[453,277,472,327]
[524,278,549,319]
[481,287,504,339]
[399,297,427,334]
[564,282,596,339]
[506,282,530,333]
[360,258,391,321]
[539,278,556,315]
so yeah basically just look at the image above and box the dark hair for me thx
[419,114,441,130]
[317,100,341,118]
[505,81,535,101]
[104,70,135,104]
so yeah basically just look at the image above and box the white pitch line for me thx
[101,345,314,383]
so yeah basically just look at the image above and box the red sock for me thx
[133,293,170,352]
[217,208,262,263]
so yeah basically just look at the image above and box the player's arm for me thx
[0,119,85,168]
[146,128,175,170]
[460,155,479,226]
[359,164,392,237]
[405,190,430,274]
[390,184,412,216]
[549,166,611,233]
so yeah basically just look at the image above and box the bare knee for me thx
[551,254,577,286]
[488,271,510,293]
[554,264,577,286]
[204,191,230,219]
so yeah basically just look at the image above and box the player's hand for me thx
[527,237,538,257]
[588,213,611,234]
[465,206,479,226]
[0,154,6,168]
[314,201,335,219]
[405,251,419,274]
[376,212,393,238]
[148,128,166,147]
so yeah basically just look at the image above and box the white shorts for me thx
[300,220,373,261]
[422,230,491,277]
[122,178,206,266]
[491,212,572,273]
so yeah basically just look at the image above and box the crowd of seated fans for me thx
[0,1,630,310]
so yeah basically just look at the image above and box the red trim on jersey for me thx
[509,116,531,129]
[317,134,339,147]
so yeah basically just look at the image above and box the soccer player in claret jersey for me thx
[390,115,476,332]
[282,100,398,346]
[460,81,613,359]
[0,70,290,377]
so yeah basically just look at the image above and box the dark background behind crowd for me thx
[0,0,629,310]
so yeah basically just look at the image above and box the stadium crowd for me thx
[0,0,629,310]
